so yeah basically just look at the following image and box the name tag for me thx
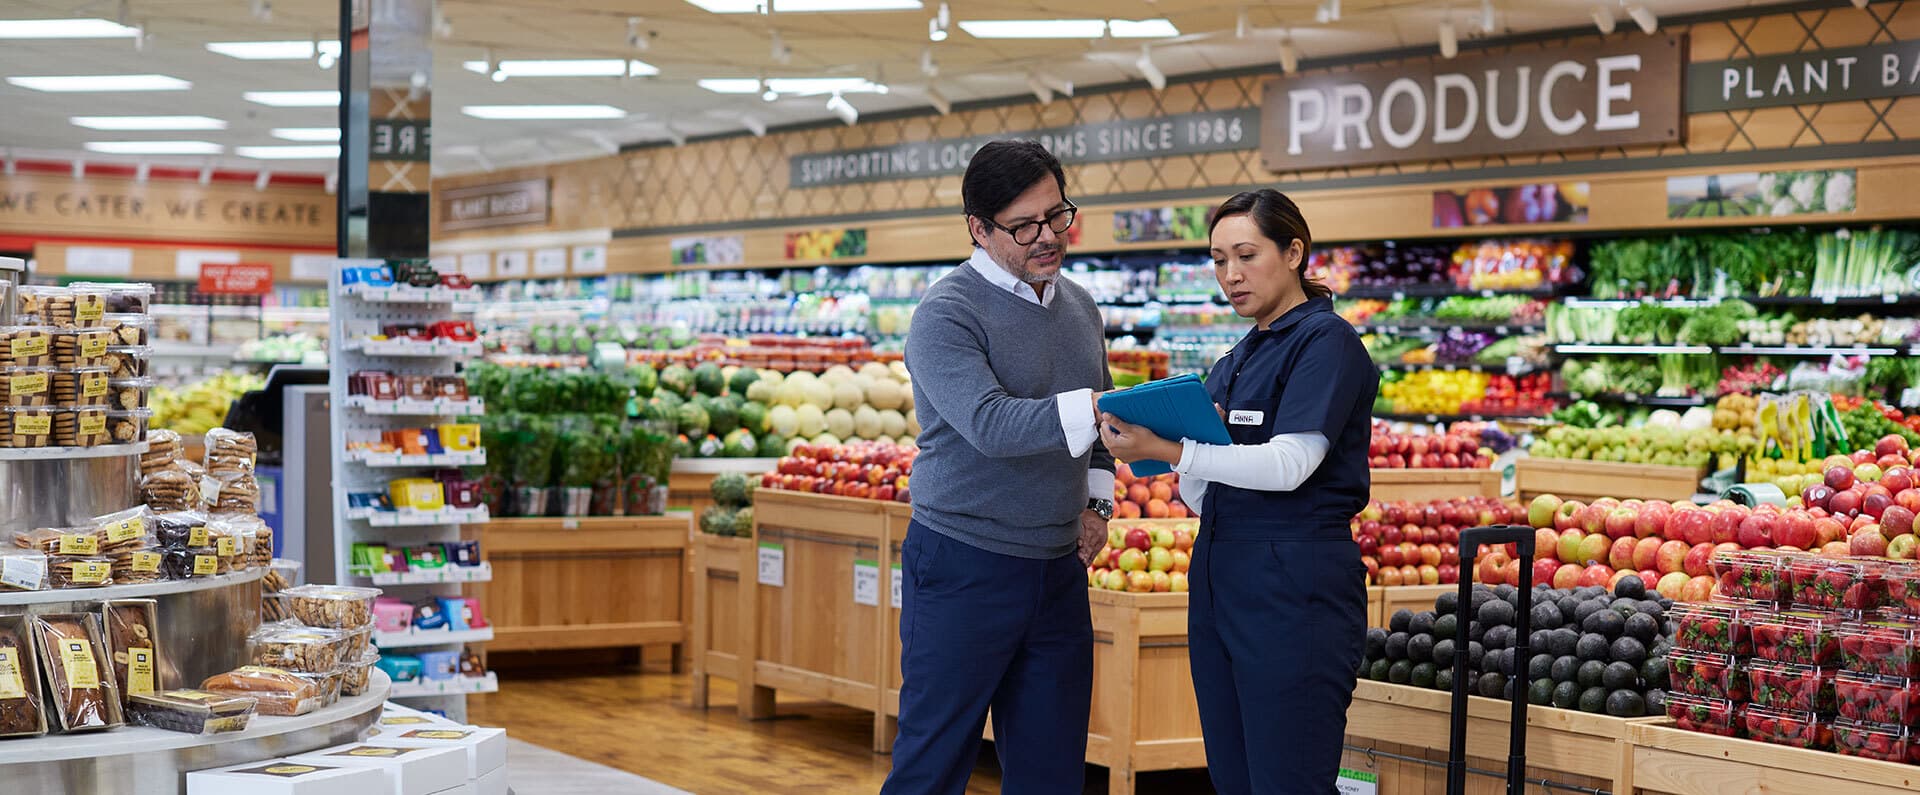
[1228,410,1265,426]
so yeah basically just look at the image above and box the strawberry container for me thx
[1672,601,1754,655]
[1743,704,1833,750]
[1748,659,1837,712]
[1887,561,1920,619]
[1668,650,1749,701]
[1752,610,1843,665]
[1667,693,1742,737]
[1713,549,1792,602]
[1788,556,1890,614]
[1836,672,1920,727]
[1833,718,1918,763]
[1838,619,1920,678]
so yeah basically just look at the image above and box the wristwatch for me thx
[1087,498,1114,521]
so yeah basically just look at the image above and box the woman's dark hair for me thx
[962,140,1067,243]
[1209,189,1332,300]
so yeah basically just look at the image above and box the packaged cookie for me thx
[14,526,108,556]
[47,556,113,588]
[295,668,344,707]
[0,614,47,738]
[77,282,155,315]
[281,584,382,629]
[248,623,345,673]
[198,665,321,717]
[151,510,209,549]
[106,379,150,411]
[52,328,112,369]
[111,547,165,584]
[5,407,53,448]
[66,286,109,328]
[141,428,180,474]
[205,516,252,570]
[0,551,47,591]
[3,367,52,407]
[127,689,255,735]
[102,314,150,345]
[204,428,257,476]
[211,513,268,569]
[0,326,53,367]
[203,473,260,515]
[340,651,378,697]
[161,547,224,580]
[103,347,148,380]
[14,286,64,325]
[141,468,200,512]
[53,368,110,407]
[32,613,124,732]
[103,600,164,700]
[55,408,110,447]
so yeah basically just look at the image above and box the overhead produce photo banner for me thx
[1261,35,1686,170]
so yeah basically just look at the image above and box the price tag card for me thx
[891,562,903,609]
[852,559,880,607]
[1336,768,1379,795]
[757,542,785,588]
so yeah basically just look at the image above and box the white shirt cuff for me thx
[1176,438,1199,474]
[1056,388,1097,457]
[1088,468,1115,503]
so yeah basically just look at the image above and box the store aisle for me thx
[506,738,693,794]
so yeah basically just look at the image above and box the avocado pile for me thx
[1361,578,1675,718]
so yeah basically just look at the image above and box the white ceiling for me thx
[0,0,1789,178]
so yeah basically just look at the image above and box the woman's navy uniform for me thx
[1190,295,1377,794]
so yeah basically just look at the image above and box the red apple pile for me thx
[1088,519,1197,593]
[1351,496,1523,587]
[1368,423,1496,470]
[1113,462,1191,520]
[762,441,914,502]
[1799,436,1920,563]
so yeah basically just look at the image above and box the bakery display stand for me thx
[326,261,494,721]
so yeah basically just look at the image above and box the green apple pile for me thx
[1527,426,1756,468]
[1088,519,1198,593]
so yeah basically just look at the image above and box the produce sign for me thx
[1432,182,1589,228]
[1112,205,1210,243]
[1666,168,1855,219]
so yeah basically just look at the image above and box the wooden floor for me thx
[468,661,1219,794]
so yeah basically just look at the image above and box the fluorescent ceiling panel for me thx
[685,0,920,12]
[270,128,341,141]
[959,19,1108,38]
[71,116,227,130]
[1108,19,1179,38]
[7,74,190,92]
[0,18,139,39]
[460,105,628,120]
[459,59,658,77]
[699,77,886,95]
[243,90,340,107]
[206,40,342,59]
[236,145,340,159]
[84,141,223,155]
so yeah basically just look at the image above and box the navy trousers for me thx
[1189,535,1368,795]
[881,523,1093,795]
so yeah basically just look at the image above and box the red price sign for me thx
[198,262,274,295]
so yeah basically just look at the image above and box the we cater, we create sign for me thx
[1261,36,1685,170]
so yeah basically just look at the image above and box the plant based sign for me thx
[1261,36,1684,170]
[1666,169,1856,219]
[1688,41,1920,112]
[438,179,548,231]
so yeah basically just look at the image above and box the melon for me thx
[768,404,800,437]
[785,369,817,385]
[831,381,865,411]
[853,406,883,439]
[906,409,920,435]
[801,380,835,410]
[795,404,827,438]
[895,435,917,448]
[773,380,807,408]
[888,361,910,381]
[859,362,891,382]
[692,362,726,397]
[810,432,842,449]
[745,380,776,404]
[757,433,788,458]
[727,368,759,397]
[866,379,905,411]
[879,409,907,438]
[757,369,785,386]
[739,401,769,433]
[825,408,856,440]
[823,364,856,384]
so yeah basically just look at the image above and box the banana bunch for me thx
[152,373,266,435]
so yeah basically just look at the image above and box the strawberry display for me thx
[1749,660,1837,712]
[1788,556,1889,614]
[1833,718,1917,763]
[1713,550,1792,603]
[1672,601,1753,656]
[1668,651,1749,701]
[1889,562,1920,620]
[1753,610,1843,666]
[1744,705,1834,750]
[1836,672,1920,727]
[1838,620,1920,678]
[1667,693,1742,737]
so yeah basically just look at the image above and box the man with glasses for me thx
[882,140,1113,794]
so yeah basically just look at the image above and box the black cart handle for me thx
[1447,525,1537,795]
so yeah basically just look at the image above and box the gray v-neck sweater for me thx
[904,262,1115,559]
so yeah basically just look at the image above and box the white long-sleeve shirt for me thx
[1175,432,1330,515]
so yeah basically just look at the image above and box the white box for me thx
[375,702,460,730]
[474,766,506,795]
[373,726,507,778]
[286,743,466,795]
[188,759,390,795]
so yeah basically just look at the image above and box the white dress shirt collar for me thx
[967,247,1055,308]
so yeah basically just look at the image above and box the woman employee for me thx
[1099,189,1377,795]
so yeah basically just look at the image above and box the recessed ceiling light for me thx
[0,18,140,39]
[84,141,224,155]
[206,40,342,59]
[685,0,920,12]
[243,90,340,107]
[1108,19,1180,38]
[271,127,340,141]
[959,19,1107,38]
[236,145,340,159]
[458,59,659,78]
[700,77,886,96]
[7,74,190,92]
[461,105,628,120]
[71,115,227,131]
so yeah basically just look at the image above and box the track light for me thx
[741,115,767,137]
[1438,22,1458,59]
[664,124,686,147]
[1278,38,1300,74]
[1027,75,1054,104]
[1134,46,1165,91]
[1035,71,1072,98]
[1626,4,1657,34]
[925,85,951,115]
[920,47,938,77]
[254,170,271,191]
[433,8,452,39]
[1592,7,1616,34]
[761,79,778,102]
[770,30,792,64]
[316,38,336,69]
[826,92,858,125]
[1480,0,1495,33]
[1316,0,1340,24]
[1235,8,1249,39]
[628,18,649,51]
[1851,0,1868,7]
[484,50,504,82]
[928,16,947,42]
[249,0,271,22]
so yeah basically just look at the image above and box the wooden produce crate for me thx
[1082,590,1206,795]
[689,533,764,717]
[481,516,690,659]
[1515,458,1701,503]
[1343,680,1657,795]
[880,503,911,740]
[1367,587,1385,628]
[1374,585,1454,627]
[1629,723,1920,795]
[748,489,897,752]
[1370,468,1503,502]
[669,458,777,516]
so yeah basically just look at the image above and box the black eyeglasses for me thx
[979,201,1077,246]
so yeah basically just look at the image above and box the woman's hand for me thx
[1099,413,1184,467]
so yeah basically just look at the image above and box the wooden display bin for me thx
[1342,680,1656,795]
[1515,458,1701,503]
[669,458,777,516]
[480,516,690,657]
[1370,468,1504,502]
[1374,585,1454,627]
[689,533,759,716]
[1080,590,1207,795]
[1628,723,1920,795]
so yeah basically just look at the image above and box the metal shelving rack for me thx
[326,260,494,720]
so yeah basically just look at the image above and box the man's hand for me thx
[1077,510,1107,566]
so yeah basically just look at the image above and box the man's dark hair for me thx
[962,140,1066,242]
